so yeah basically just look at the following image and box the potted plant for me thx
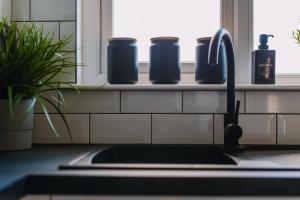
[0,18,78,151]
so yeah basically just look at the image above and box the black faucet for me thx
[208,28,243,151]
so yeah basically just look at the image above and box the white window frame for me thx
[77,0,299,84]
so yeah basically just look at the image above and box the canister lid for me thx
[196,37,211,44]
[109,37,137,42]
[151,37,179,43]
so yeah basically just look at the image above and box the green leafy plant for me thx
[0,17,79,140]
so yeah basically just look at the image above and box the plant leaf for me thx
[40,96,73,144]
[36,96,59,138]
[7,85,14,118]
[27,97,37,113]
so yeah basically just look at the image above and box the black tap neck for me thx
[208,28,235,117]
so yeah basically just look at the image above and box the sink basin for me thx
[92,145,237,165]
[59,145,239,170]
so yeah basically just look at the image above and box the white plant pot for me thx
[0,99,34,151]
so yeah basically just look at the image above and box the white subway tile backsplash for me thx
[12,0,30,21]
[246,91,300,113]
[278,115,300,145]
[53,53,76,83]
[214,115,224,144]
[31,0,76,21]
[27,88,300,145]
[60,22,76,51]
[239,115,276,144]
[60,91,120,113]
[121,91,182,113]
[54,67,76,83]
[215,114,276,145]
[33,114,89,144]
[183,91,244,113]
[152,114,213,144]
[17,22,60,41]
[36,22,60,41]
[90,114,151,144]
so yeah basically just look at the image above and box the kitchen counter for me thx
[3,145,300,199]
[0,145,95,199]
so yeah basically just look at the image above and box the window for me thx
[113,0,220,62]
[253,0,300,74]
[78,0,234,83]
[79,0,300,84]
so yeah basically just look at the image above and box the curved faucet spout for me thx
[208,28,235,116]
[208,29,235,66]
[207,28,243,150]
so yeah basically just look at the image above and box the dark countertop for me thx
[4,145,300,199]
[0,145,95,199]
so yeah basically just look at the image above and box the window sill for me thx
[62,83,300,91]
[74,73,300,91]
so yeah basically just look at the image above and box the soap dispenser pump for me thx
[252,34,276,84]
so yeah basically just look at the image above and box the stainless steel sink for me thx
[59,145,239,170]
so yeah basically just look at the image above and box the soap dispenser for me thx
[252,34,276,84]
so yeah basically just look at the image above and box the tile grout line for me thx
[89,114,91,144]
[276,113,278,145]
[213,114,215,144]
[58,21,61,41]
[29,0,32,21]
[75,0,78,83]
[119,91,122,113]
[57,89,61,112]
[99,0,103,74]
[10,0,12,21]
[13,20,77,22]
[150,114,153,144]
[181,91,184,114]
[34,112,300,115]
[244,91,247,113]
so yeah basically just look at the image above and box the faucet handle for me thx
[224,100,243,151]
[234,100,240,124]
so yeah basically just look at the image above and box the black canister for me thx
[150,37,181,84]
[107,38,138,84]
[196,37,227,84]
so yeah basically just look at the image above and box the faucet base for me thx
[222,145,245,154]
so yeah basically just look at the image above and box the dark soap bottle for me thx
[252,34,276,84]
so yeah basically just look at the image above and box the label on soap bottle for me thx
[252,50,276,84]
